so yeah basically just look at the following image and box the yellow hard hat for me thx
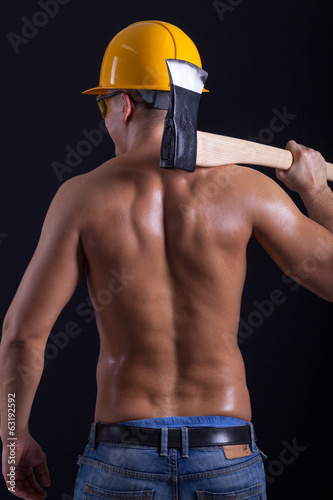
[83,20,208,95]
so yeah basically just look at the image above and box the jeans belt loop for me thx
[160,427,168,457]
[181,427,189,458]
[248,422,255,452]
[89,422,97,450]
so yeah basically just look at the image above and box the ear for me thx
[121,92,135,123]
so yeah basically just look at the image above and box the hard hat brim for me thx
[82,85,209,95]
[82,86,124,95]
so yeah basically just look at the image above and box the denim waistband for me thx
[89,416,256,456]
[116,415,248,428]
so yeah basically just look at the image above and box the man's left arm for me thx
[0,177,85,499]
[276,140,333,232]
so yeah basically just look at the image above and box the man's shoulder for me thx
[58,158,121,194]
[55,157,142,205]
[201,164,298,219]
[203,163,280,193]
[60,161,285,201]
[56,172,90,201]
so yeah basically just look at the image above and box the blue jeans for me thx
[74,416,267,499]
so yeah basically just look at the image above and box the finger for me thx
[285,139,310,158]
[275,165,289,179]
[36,457,51,487]
[275,167,283,180]
[285,139,298,151]
[15,482,47,500]
[24,473,48,496]
[285,139,303,157]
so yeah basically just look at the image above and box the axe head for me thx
[160,59,208,172]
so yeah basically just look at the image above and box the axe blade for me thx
[160,59,208,172]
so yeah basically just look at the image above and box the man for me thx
[1,20,333,500]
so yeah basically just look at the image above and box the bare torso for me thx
[2,129,332,452]
[79,151,254,423]
[2,104,332,499]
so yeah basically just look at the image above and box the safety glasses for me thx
[96,91,138,119]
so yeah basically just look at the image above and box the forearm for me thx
[0,334,45,442]
[300,184,333,233]
[277,142,333,232]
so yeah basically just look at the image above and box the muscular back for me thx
[5,136,332,427]
[79,153,254,423]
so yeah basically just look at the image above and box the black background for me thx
[1,1,332,498]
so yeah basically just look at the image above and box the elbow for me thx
[312,285,333,303]
[318,277,333,302]
[1,320,45,372]
[2,314,37,347]
[1,314,48,370]
[317,294,333,303]
[2,314,23,344]
[324,290,333,303]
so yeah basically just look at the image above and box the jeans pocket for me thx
[196,483,262,499]
[83,483,154,499]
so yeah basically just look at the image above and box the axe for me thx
[159,59,333,181]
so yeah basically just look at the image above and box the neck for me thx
[126,120,165,155]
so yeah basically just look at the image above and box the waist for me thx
[92,416,256,449]
[116,415,247,428]
[95,378,252,423]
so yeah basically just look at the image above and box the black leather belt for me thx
[95,423,254,448]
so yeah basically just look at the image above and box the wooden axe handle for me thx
[197,131,333,182]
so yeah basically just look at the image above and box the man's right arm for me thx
[244,157,333,302]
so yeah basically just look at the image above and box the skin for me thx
[1,91,333,499]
